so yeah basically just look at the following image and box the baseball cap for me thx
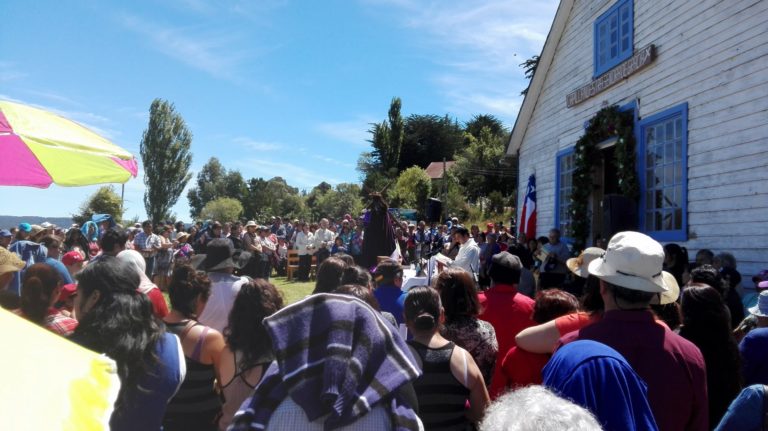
[62,251,85,266]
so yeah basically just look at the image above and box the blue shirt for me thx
[715,384,765,431]
[8,240,48,296]
[110,332,184,431]
[45,257,73,285]
[740,327,768,386]
[544,340,659,431]
[373,284,407,325]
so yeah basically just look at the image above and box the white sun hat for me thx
[587,231,669,293]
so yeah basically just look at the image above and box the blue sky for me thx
[0,0,557,221]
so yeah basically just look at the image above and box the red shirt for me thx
[44,308,78,336]
[489,346,548,399]
[561,309,708,431]
[478,283,535,357]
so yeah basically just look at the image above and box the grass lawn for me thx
[162,276,315,308]
[271,276,315,305]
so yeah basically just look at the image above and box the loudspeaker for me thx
[426,198,443,223]
[602,194,637,240]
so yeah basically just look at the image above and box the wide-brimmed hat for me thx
[650,271,680,305]
[587,231,669,293]
[202,238,235,271]
[176,232,190,242]
[749,291,768,317]
[29,224,45,239]
[0,247,25,274]
[245,220,258,228]
[0,229,11,238]
[567,247,604,278]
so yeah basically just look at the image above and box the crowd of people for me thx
[0,212,766,430]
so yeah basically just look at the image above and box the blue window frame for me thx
[638,103,688,242]
[554,147,576,238]
[594,0,634,77]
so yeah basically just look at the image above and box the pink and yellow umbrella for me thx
[0,100,138,188]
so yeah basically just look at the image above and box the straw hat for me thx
[587,231,669,293]
[567,247,604,278]
[0,247,25,274]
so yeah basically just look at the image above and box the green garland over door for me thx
[569,105,639,252]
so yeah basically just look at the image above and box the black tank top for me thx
[408,340,471,430]
[163,320,221,431]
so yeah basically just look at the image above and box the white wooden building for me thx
[506,0,768,278]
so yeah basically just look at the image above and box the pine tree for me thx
[140,99,193,222]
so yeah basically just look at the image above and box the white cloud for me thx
[310,154,356,169]
[232,137,283,151]
[313,116,376,148]
[232,158,342,189]
[117,13,254,84]
[0,61,26,82]
[363,0,558,121]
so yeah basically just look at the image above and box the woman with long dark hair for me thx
[70,256,184,431]
[679,283,742,427]
[218,279,284,431]
[405,286,490,429]
[19,263,77,336]
[663,243,690,287]
[434,267,498,384]
[162,265,225,431]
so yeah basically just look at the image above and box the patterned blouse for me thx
[441,316,499,385]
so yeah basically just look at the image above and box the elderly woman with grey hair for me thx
[480,386,602,431]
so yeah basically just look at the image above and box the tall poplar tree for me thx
[140,99,193,222]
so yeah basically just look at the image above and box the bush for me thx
[200,197,244,222]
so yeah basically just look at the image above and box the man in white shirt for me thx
[312,218,335,265]
[198,238,249,333]
[451,226,481,277]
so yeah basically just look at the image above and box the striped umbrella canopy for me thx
[0,100,138,188]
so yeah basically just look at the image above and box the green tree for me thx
[187,157,247,218]
[200,197,243,222]
[398,114,464,171]
[454,127,515,202]
[520,55,540,96]
[140,98,193,223]
[465,114,506,140]
[390,167,432,217]
[73,186,124,225]
[314,183,364,220]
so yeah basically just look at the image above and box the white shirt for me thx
[451,238,480,275]
[295,231,314,256]
[198,272,249,333]
[312,228,335,251]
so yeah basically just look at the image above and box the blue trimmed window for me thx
[594,0,633,77]
[554,148,576,237]
[638,103,688,242]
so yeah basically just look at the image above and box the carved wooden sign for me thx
[566,44,655,108]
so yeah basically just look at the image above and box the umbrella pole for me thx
[121,183,125,219]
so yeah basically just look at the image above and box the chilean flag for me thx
[519,174,536,239]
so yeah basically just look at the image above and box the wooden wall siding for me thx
[516,0,768,277]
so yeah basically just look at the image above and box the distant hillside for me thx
[0,215,74,230]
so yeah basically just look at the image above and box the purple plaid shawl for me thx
[229,293,422,430]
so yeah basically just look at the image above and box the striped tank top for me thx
[408,340,471,431]
[163,320,222,431]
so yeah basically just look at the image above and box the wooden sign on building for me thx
[566,44,656,108]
